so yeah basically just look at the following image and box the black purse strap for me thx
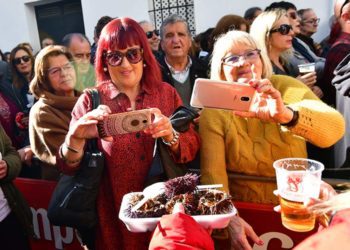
[86,89,100,152]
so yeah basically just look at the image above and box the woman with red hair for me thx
[57,17,199,249]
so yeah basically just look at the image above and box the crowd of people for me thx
[0,0,349,250]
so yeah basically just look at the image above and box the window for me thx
[148,0,196,36]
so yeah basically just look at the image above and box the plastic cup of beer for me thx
[298,63,315,75]
[273,158,324,232]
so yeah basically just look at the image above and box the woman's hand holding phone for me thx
[233,78,294,125]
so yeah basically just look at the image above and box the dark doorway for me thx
[35,0,85,48]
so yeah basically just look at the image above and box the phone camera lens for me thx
[240,96,250,102]
[131,119,140,127]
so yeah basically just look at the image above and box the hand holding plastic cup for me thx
[297,63,315,75]
[273,158,324,232]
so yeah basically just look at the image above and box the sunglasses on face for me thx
[303,18,320,25]
[270,24,293,35]
[105,48,143,67]
[13,55,30,65]
[145,30,159,39]
[288,12,297,20]
[221,49,261,66]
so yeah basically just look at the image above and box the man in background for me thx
[62,33,95,91]
[91,16,113,64]
[139,20,161,55]
[297,8,323,56]
[41,37,55,48]
[158,14,208,107]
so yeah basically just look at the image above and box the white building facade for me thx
[0,0,336,53]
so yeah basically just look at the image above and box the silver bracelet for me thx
[161,129,180,146]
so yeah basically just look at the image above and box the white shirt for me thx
[165,56,192,84]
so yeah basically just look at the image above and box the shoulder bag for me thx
[47,89,104,233]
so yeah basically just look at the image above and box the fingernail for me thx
[258,239,264,245]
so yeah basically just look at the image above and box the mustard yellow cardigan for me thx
[199,75,345,204]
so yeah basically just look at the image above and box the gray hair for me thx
[159,14,191,39]
[210,30,273,80]
[62,33,91,47]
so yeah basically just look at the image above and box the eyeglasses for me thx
[145,30,159,39]
[303,18,320,24]
[47,62,74,77]
[270,24,293,35]
[288,12,297,20]
[341,0,350,15]
[221,49,261,66]
[104,48,143,67]
[13,55,30,65]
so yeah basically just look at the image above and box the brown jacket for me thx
[29,90,80,180]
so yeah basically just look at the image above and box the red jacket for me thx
[149,212,215,250]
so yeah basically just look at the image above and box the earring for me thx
[103,67,107,72]
[143,64,146,68]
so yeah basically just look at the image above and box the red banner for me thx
[14,178,315,250]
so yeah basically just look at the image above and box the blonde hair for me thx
[249,9,292,65]
[210,30,272,81]
[29,45,73,98]
[309,191,350,215]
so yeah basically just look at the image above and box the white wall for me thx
[81,0,150,44]
[194,0,334,42]
[0,0,150,53]
[0,0,336,53]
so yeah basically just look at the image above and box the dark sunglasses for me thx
[104,48,143,67]
[341,0,350,15]
[288,12,297,20]
[13,55,30,65]
[145,30,159,39]
[270,24,293,35]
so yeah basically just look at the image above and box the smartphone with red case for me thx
[190,78,258,112]
[97,109,152,137]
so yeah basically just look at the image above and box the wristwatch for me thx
[162,129,180,146]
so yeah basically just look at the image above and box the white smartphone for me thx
[190,78,258,112]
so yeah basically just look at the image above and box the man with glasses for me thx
[139,20,161,55]
[297,9,322,56]
[62,33,95,91]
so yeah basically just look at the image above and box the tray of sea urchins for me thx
[119,174,237,232]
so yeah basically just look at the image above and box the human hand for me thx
[233,78,293,124]
[144,108,175,142]
[0,160,8,179]
[228,216,263,250]
[17,146,33,166]
[297,72,317,88]
[311,86,323,98]
[68,104,112,142]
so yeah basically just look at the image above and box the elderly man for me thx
[62,33,95,91]
[157,14,208,106]
[298,8,322,56]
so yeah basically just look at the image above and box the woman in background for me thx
[9,45,37,177]
[250,9,322,98]
[29,46,80,180]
